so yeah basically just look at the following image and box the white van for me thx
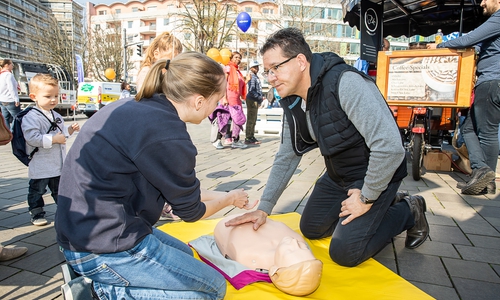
[77,82,122,117]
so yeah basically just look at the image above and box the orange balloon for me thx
[220,48,231,65]
[207,48,222,63]
[104,68,116,80]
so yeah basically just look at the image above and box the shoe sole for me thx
[461,172,496,195]
[32,220,48,226]
[406,196,429,249]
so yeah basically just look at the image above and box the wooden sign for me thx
[376,48,476,107]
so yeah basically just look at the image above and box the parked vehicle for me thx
[9,59,76,116]
[77,82,122,118]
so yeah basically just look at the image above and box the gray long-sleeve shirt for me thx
[438,9,500,86]
[258,71,405,214]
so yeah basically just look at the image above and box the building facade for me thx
[86,0,409,84]
[0,0,52,60]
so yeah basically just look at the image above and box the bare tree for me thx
[24,16,75,81]
[86,20,133,82]
[263,0,340,53]
[178,0,236,53]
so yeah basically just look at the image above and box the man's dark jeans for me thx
[28,176,60,213]
[300,172,413,267]
[462,80,500,171]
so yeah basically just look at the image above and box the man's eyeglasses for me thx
[262,54,298,79]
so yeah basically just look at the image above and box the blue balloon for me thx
[236,12,252,32]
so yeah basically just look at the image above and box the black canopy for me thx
[342,0,486,37]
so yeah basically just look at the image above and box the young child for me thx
[22,73,80,226]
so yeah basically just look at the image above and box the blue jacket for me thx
[56,94,206,253]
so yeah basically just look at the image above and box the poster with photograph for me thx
[386,55,458,102]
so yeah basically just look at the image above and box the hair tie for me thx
[165,60,170,70]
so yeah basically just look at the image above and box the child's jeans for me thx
[28,176,60,215]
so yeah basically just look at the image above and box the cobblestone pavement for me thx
[0,114,499,299]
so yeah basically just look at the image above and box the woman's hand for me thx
[227,188,258,210]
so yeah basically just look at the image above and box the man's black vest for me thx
[280,53,406,185]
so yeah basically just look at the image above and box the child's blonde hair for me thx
[140,31,183,68]
[135,52,225,104]
[29,73,59,94]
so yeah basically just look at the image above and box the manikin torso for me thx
[214,214,316,271]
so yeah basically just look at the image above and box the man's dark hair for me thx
[260,28,313,62]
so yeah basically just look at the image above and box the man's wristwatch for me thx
[360,194,376,204]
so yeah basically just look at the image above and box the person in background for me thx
[214,51,248,149]
[136,31,183,90]
[225,28,429,268]
[244,61,263,145]
[0,59,21,130]
[0,245,28,261]
[119,82,131,99]
[56,53,256,299]
[22,74,80,226]
[136,31,183,220]
[259,96,270,109]
[428,0,500,195]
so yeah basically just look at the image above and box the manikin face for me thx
[481,0,500,16]
[30,85,59,111]
[273,236,316,269]
[262,47,301,99]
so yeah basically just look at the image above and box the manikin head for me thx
[268,236,323,296]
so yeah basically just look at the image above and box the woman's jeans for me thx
[0,101,21,130]
[62,228,226,300]
[300,173,413,267]
[462,80,500,171]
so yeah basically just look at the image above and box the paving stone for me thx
[452,277,500,300]
[0,270,61,300]
[0,265,22,281]
[21,227,57,247]
[442,257,500,283]
[426,214,456,226]
[395,238,461,259]
[456,245,500,265]
[455,217,500,237]
[492,264,500,277]
[10,244,65,274]
[374,257,397,274]
[428,224,470,245]
[397,253,452,286]
[467,234,500,250]
[410,282,460,299]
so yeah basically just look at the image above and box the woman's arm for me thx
[200,188,256,219]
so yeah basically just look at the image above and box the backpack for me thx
[0,114,13,145]
[11,107,61,166]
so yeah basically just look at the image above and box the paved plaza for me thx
[1,114,499,299]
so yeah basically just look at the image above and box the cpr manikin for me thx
[214,214,323,296]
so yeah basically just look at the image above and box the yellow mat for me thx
[158,212,433,300]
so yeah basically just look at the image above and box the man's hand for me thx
[339,189,373,225]
[224,209,268,230]
[427,43,438,49]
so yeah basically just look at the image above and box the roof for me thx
[342,0,487,37]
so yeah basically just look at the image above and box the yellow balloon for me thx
[207,48,222,63]
[104,68,116,80]
[220,48,231,65]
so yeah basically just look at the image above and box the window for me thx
[163,18,169,26]
[128,21,133,28]
[98,10,106,15]
[263,8,273,14]
[184,33,191,40]
[266,23,272,30]
[115,9,121,14]
[245,7,252,12]
[132,7,139,12]
[147,6,157,11]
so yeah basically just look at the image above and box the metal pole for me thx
[123,28,127,82]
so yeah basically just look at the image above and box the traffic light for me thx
[136,44,142,57]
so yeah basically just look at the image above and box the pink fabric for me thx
[224,65,246,106]
[193,247,272,290]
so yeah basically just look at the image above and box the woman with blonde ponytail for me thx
[56,52,256,299]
